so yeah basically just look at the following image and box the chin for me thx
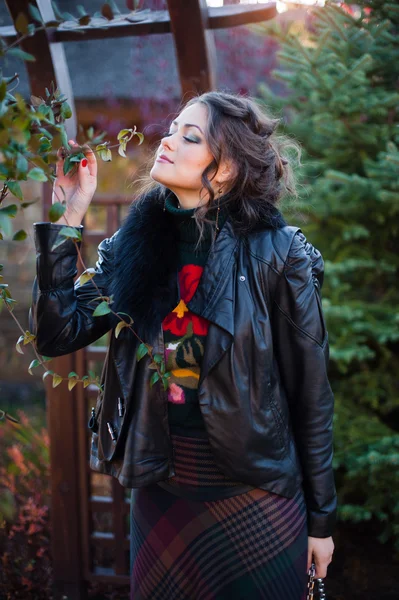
[150,165,166,185]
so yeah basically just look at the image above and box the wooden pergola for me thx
[3,1,277,598]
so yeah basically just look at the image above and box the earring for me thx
[214,187,222,242]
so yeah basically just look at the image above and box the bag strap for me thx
[307,563,327,599]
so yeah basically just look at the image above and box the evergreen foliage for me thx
[258,0,399,549]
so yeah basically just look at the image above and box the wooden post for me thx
[4,0,77,138]
[167,0,217,97]
[45,354,87,600]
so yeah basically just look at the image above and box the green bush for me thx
[257,0,399,550]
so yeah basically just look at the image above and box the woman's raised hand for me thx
[53,140,97,226]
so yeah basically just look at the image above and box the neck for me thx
[168,189,211,210]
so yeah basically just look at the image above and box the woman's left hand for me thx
[307,536,334,579]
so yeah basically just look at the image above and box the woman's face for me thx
[150,102,216,208]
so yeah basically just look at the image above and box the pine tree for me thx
[258,0,399,549]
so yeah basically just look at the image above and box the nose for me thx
[161,133,175,152]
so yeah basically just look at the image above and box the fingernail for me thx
[81,159,88,167]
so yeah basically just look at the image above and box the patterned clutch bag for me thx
[307,563,327,599]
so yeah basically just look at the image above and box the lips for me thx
[158,154,173,163]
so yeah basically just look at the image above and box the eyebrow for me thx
[171,120,204,134]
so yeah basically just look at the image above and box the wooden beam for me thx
[0,4,277,43]
[210,2,276,28]
[44,353,87,600]
[4,0,77,138]
[167,0,216,97]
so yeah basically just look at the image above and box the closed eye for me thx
[162,131,199,143]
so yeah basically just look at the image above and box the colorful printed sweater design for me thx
[162,194,227,435]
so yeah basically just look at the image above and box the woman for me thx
[31,92,336,599]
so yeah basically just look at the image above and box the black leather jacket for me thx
[30,193,336,538]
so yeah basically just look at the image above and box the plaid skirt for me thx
[130,434,308,600]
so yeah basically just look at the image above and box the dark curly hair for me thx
[134,91,300,242]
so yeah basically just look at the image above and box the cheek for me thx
[183,148,212,171]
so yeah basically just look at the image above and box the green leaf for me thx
[115,320,130,338]
[92,301,111,317]
[150,372,160,388]
[28,359,40,375]
[118,141,127,158]
[67,371,79,389]
[43,370,54,381]
[7,181,23,201]
[51,226,81,250]
[28,167,48,182]
[60,101,72,120]
[16,334,25,354]
[50,237,67,250]
[13,229,27,241]
[136,343,150,361]
[0,204,18,217]
[23,331,36,345]
[117,128,134,141]
[28,4,43,23]
[48,202,66,222]
[8,48,36,62]
[135,132,144,146]
[68,378,78,391]
[78,268,95,286]
[15,12,29,35]
[16,153,28,174]
[95,142,112,162]
[59,226,82,241]
[21,200,39,208]
[52,373,63,388]
[63,155,75,175]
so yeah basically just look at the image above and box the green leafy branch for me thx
[0,2,167,423]
[0,274,102,424]
[53,226,172,392]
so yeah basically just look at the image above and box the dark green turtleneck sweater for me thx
[162,194,227,437]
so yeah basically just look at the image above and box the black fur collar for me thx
[110,187,286,341]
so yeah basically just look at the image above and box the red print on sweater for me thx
[162,264,209,336]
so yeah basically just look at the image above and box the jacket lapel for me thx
[186,220,239,383]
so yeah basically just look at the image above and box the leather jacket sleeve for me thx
[30,223,116,356]
[272,230,337,538]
